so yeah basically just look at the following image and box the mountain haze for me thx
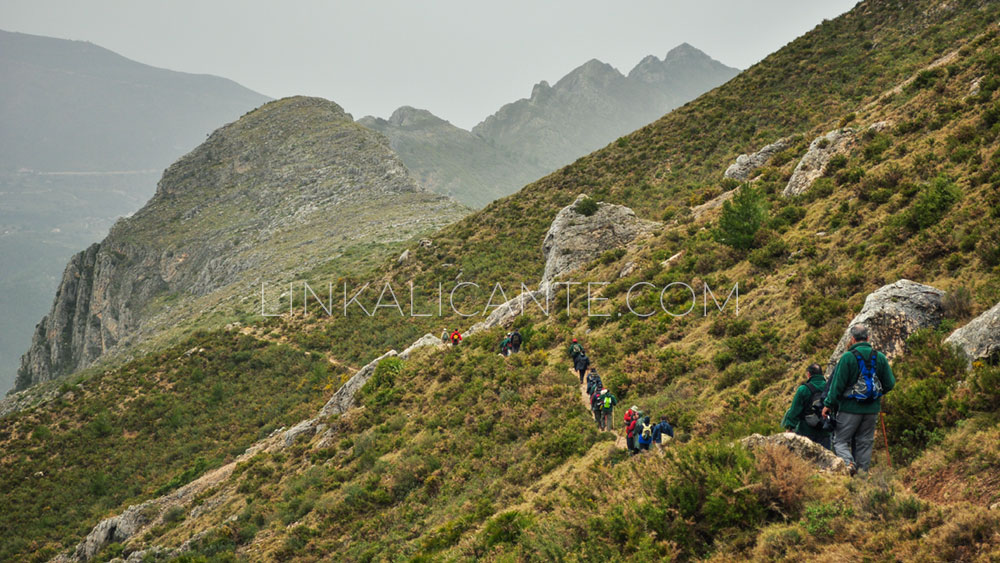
[0,29,272,394]
[362,44,739,207]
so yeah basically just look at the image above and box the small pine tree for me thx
[714,185,768,250]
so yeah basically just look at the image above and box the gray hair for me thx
[850,324,869,341]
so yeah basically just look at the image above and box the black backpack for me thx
[511,331,522,346]
[801,382,826,429]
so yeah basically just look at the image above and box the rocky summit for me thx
[14,97,467,391]
[363,44,739,208]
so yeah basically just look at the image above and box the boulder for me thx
[945,300,1000,368]
[541,194,658,285]
[724,137,792,181]
[741,432,848,474]
[319,350,398,417]
[782,128,856,197]
[826,280,945,374]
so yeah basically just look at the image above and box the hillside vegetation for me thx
[4,0,1000,561]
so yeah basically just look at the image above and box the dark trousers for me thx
[593,409,601,426]
[626,436,635,452]
[511,343,520,353]
[577,369,586,383]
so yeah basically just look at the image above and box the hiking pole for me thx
[879,412,892,470]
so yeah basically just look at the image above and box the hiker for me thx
[586,369,602,396]
[590,388,603,427]
[499,333,511,356]
[625,406,640,453]
[781,363,832,450]
[441,328,449,344]
[510,329,522,353]
[568,338,585,362]
[636,415,654,452]
[574,351,590,384]
[600,388,618,431]
[450,329,462,346]
[652,415,674,450]
[822,324,896,475]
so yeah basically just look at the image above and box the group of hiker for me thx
[441,328,525,357]
[498,329,523,356]
[782,324,896,475]
[441,329,463,346]
[572,338,675,455]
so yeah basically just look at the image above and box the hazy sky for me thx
[1,0,858,129]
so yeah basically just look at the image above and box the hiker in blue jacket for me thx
[652,415,674,451]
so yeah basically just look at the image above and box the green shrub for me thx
[900,176,961,233]
[714,185,769,250]
[574,196,599,217]
[480,511,533,549]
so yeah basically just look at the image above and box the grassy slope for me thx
[4,0,1000,561]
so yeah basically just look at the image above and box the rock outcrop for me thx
[541,194,659,285]
[319,350,399,417]
[15,96,466,393]
[724,137,792,180]
[741,432,848,474]
[826,280,945,374]
[945,301,1000,367]
[467,289,549,337]
[782,128,857,197]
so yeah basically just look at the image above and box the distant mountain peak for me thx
[386,106,447,127]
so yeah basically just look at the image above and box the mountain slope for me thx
[14,96,467,392]
[363,44,739,208]
[4,1,1000,561]
[0,29,273,394]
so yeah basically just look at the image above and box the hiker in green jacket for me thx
[568,338,585,361]
[781,363,832,450]
[599,388,618,431]
[821,324,896,475]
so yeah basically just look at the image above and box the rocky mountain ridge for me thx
[14,96,467,392]
[361,44,739,207]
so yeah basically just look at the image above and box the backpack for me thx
[801,382,826,429]
[641,423,652,440]
[511,332,522,346]
[603,395,612,409]
[844,349,883,403]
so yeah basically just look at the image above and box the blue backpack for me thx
[844,349,883,403]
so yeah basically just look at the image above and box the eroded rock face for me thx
[540,194,658,285]
[319,350,399,417]
[741,432,848,474]
[826,280,945,374]
[724,137,792,181]
[945,301,1000,368]
[70,501,159,562]
[782,128,856,197]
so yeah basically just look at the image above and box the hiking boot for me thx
[847,462,858,477]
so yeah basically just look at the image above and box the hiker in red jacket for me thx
[625,408,641,455]
[450,329,462,346]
